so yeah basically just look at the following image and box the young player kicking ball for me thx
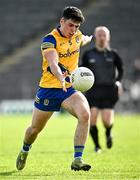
[16,6,93,171]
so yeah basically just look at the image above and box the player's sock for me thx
[22,142,31,152]
[90,125,100,148]
[105,124,113,137]
[74,145,84,159]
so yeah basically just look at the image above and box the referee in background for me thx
[82,26,124,152]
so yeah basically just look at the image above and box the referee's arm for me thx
[80,51,88,67]
[114,51,124,96]
[114,52,124,82]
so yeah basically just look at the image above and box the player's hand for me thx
[82,35,93,46]
[116,81,123,96]
[60,71,69,92]
[84,35,93,42]
[61,79,67,92]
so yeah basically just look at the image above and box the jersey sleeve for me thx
[41,35,56,50]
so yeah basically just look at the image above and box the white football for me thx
[70,67,95,92]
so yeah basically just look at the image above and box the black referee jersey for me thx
[81,47,124,109]
[81,47,124,86]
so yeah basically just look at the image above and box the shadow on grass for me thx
[0,170,54,178]
[0,170,17,176]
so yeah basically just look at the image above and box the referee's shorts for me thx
[85,84,119,109]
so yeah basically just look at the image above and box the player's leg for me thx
[101,109,114,148]
[90,107,101,152]
[24,108,53,145]
[16,107,53,170]
[61,91,91,171]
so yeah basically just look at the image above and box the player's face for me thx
[60,18,81,38]
[95,30,110,48]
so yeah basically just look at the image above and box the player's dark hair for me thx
[62,6,85,23]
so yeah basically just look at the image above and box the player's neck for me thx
[58,26,67,38]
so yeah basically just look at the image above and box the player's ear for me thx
[60,18,65,26]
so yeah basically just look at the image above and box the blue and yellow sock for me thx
[74,145,84,159]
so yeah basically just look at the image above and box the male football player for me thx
[82,26,124,152]
[16,6,92,171]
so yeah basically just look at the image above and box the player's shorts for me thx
[85,84,119,109]
[34,86,77,111]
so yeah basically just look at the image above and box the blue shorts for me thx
[34,86,77,111]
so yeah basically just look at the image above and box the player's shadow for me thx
[0,170,17,176]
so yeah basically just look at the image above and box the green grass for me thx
[0,113,140,180]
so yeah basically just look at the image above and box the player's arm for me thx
[43,49,67,92]
[81,35,93,46]
[41,35,67,91]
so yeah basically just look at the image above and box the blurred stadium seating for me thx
[0,0,140,112]
[0,0,87,99]
[0,0,86,57]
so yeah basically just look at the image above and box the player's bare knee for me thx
[80,109,90,124]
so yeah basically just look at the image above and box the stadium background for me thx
[0,1,140,179]
[0,0,140,113]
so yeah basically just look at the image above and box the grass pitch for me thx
[0,113,140,180]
